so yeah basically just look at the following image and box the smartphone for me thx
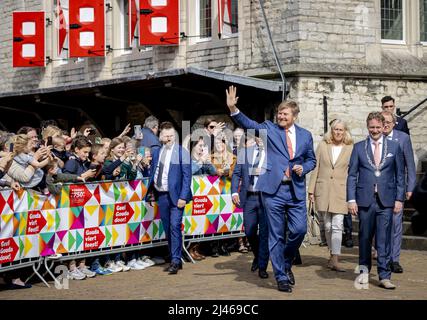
[9,143,14,152]
[47,136,53,146]
[138,146,146,156]
[134,125,143,140]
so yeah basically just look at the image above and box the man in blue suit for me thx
[381,96,410,135]
[148,122,192,274]
[347,112,405,290]
[141,115,161,152]
[231,132,269,279]
[226,86,316,293]
[382,111,416,274]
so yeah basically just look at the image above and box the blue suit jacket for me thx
[148,144,192,204]
[347,137,405,207]
[141,127,161,152]
[388,130,416,193]
[231,146,266,207]
[232,111,316,200]
[395,116,410,135]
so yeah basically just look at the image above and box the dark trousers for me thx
[262,183,306,283]
[343,213,353,236]
[358,197,393,280]
[243,192,269,271]
[158,192,184,265]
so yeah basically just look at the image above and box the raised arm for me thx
[226,86,268,131]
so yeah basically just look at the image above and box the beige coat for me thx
[308,141,353,214]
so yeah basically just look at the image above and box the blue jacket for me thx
[231,145,266,208]
[347,137,405,207]
[395,116,410,135]
[388,129,416,193]
[140,127,161,152]
[232,111,316,200]
[63,155,90,176]
[148,144,192,204]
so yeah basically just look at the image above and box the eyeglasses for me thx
[384,121,393,125]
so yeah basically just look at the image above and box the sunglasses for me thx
[208,125,216,129]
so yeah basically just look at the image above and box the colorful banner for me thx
[0,176,243,265]
[183,176,244,236]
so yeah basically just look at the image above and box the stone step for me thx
[351,232,427,251]
[352,219,427,237]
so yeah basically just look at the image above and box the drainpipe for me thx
[323,96,328,134]
[259,0,287,101]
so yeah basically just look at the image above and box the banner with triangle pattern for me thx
[1,176,243,265]
[183,176,243,236]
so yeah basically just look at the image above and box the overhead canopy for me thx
[0,67,283,136]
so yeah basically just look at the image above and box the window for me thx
[219,0,238,38]
[198,0,212,39]
[421,0,427,41]
[381,0,404,41]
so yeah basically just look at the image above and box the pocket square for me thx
[386,153,394,158]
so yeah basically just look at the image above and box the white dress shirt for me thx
[154,144,174,192]
[248,147,266,192]
[331,145,343,165]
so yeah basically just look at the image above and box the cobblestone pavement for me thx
[1,245,427,300]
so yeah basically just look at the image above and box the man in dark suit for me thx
[347,112,405,290]
[231,132,269,279]
[141,115,161,152]
[381,96,410,135]
[226,86,316,293]
[382,111,416,274]
[148,122,192,274]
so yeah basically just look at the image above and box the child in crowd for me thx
[50,136,70,169]
[45,158,87,195]
[62,136,96,180]
[104,137,140,180]
[88,143,108,181]
[8,134,51,192]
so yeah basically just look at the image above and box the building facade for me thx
[0,0,426,168]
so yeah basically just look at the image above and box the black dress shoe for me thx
[286,270,295,286]
[391,262,403,273]
[258,270,268,279]
[219,245,231,256]
[277,281,292,293]
[167,263,182,274]
[251,259,259,272]
[8,282,32,290]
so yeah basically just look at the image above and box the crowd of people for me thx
[0,90,420,293]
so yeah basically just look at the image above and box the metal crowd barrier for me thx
[0,175,244,287]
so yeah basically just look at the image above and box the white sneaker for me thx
[127,259,146,270]
[78,266,96,278]
[150,256,166,265]
[135,259,152,269]
[67,268,86,280]
[105,261,123,273]
[116,260,131,272]
[140,256,155,267]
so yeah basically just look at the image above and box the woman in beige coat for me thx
[308,119,353,271]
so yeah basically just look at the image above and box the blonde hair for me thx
[52,135,65,146]
[12,134,30,155]
[324,119,353,145]
[277,100,300,116]
[41,125,62,141]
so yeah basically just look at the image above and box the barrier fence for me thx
[0,176,244,278]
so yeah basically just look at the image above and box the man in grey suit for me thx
[381,111,416,274]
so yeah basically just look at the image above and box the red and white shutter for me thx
[218,0,232,37]
[129,0,139,46]
[12,12,45,67]
[69,0,105,57]
[57,0,69,58]
[139,0,179,45]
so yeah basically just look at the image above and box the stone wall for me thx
[290,76,427,169]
